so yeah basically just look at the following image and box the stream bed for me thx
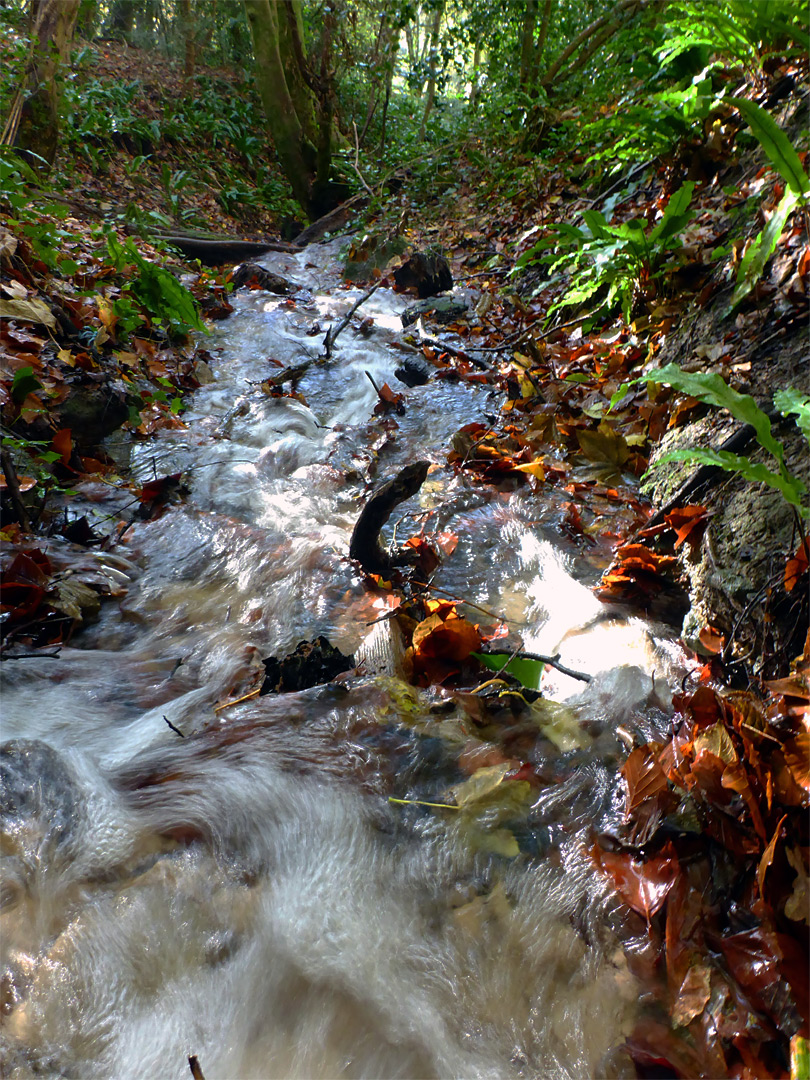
[1,241,691,1079]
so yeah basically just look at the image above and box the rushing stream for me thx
[1,241,690,1079]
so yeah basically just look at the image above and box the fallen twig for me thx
[163,714,185,737]
[416,335,490,371]
[188,1056,206,1080]
[324,281,383,357]
[213,687,262,712]
[1,448,32,532]
[479,647,592,683]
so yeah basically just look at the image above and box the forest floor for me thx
[1,39,808,1080]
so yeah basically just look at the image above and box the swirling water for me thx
[0,241,687,1079]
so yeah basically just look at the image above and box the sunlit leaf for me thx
[473,651,544,691]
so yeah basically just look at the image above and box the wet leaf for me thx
[412,612,481,661]
[784,846,810,926]
[592,842,680,921]
[577,422,630,467]
[693,722,737,765]
[451,762,512,807]
[52,428,72,466]
[757,814,787,896]
[672,963,712,1027]
[698,625,726,654]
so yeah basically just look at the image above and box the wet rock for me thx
[0,740,80,860]
[393,252,453,299]
[394,355,432,387]
[261,636,355,694]
[231,263,298,294]
[54,382,130,447]
[401,296,468,328]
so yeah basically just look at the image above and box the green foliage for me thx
[657,0,809,74]
[584,77,716,175]
[1,432,73,507]
[775,389,810,442]
[641,365,808,516]
[105,235,206,338]
[10,367,43,405]
[474,652,545,691]
[516,184,695,324]
[0,148,40,212]
[728,98,809,312]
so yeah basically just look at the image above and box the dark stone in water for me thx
[394,355,432,387]
[261,636,355,694]
[393,252,453,299]
[231,263,298,294]
[0,739,79,852]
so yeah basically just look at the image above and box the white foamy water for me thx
[1,240,687,1079]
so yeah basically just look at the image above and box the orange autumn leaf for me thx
[698,625,725,654]
[664,504,709,549]
[784,540,809,593]
[412,612,481,661]
[51,427,72,466]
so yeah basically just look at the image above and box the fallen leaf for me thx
[698,625,726,654]
[412,612,481,661]
[757,814,787,896]
[665,505,709,549]
[672,964,712,1027]
[785,540,809,593]
[784,846,810,924]
[592,842,680,921]
[0,298,56,328]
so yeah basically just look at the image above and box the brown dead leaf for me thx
[672,964,712,1027]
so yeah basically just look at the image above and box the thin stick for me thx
[1,448,32,532]
[213,687,262,712]
[351,120,376,198]
[388,796,459,810]
[410,579,507,622]
[417,335,490,371]
[163,715,185,737]
[188,1056,207,1080]
[478,647,593,683]
[324,281,383,357]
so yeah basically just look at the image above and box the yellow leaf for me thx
[694,723,737,765]
[512,460,545,480]
[451,763,512,807]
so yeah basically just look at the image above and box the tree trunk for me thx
[15,0,81,171]
[179,0,196,81]
[540,0,640,94]
[519,0,538,92]
[108,0,134,39]
[243,0,320,217]
[536,0,553,66]
[277,0,319,151]
[419,3,444,140]
[468,35,482,107]
[378,25,399,159]
[75,0,97,40]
